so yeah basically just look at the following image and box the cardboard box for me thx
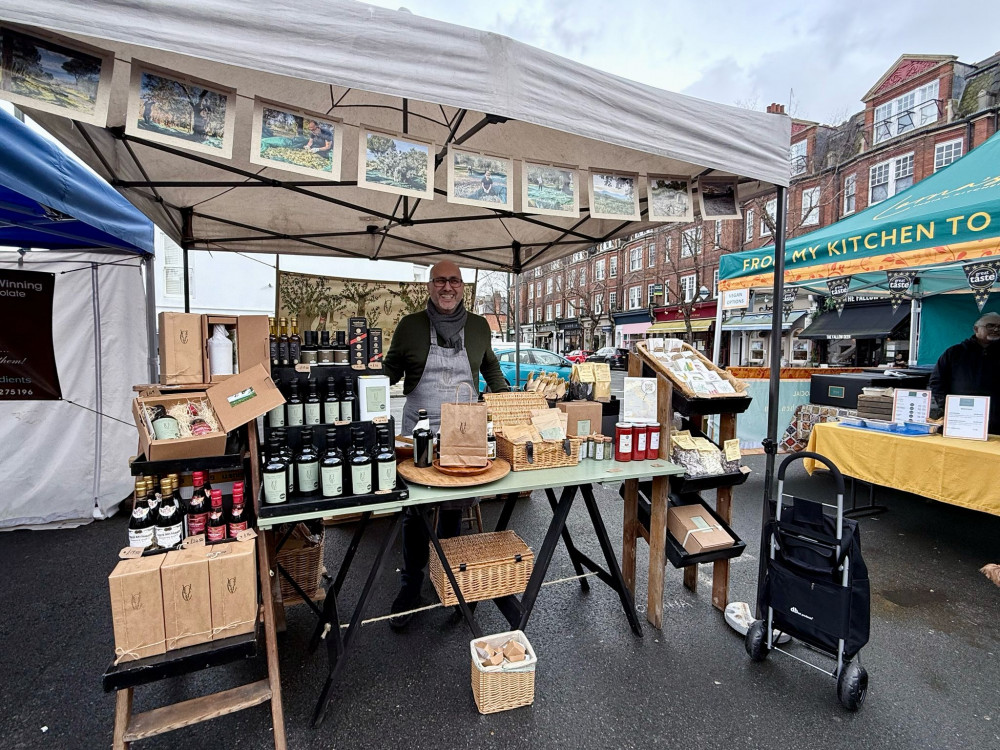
[109,555,166,663]
[159,312,205,385]
[667,503,734,554]
[134,364,284,461]
[205,540,258,639]
[556,400,603,437]
[357,375,390,420]
[161,547,213,650]
[201,314,270,384]
[368,328,383,364]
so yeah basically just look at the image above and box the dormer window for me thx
[874,80,939,144]
[790,140,807,176]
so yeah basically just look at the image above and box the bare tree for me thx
[662,225,713,343]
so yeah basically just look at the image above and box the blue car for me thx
[478,347,574,392]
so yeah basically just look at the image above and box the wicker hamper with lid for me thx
[429,530,533,606]
[483,392,581,471]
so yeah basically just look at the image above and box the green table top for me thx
[256,457,684,529]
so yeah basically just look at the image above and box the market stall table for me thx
[255,457,684,726]
[804,422,1000,516]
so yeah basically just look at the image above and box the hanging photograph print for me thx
[0,269,61,400]
[446,146,514,211]
[125,62,237,159]
[250,99,343,181]
[647,175,693,222]
[963,260,999,311]
[697,177,742,220]
[827,276,851,316]
[0,26,114,127]
[886,270,918,312]
[522,161,580,218]
[358,126,435,200]
[588,170,640,221]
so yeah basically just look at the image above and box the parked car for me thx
[478,347,574,391]
[586,346,629,370]
[564,349,594,364]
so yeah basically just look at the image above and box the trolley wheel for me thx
[745,619,770,662]
[837,661,868,711]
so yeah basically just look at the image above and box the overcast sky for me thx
[368,0,1000,125]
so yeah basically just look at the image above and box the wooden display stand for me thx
[621,352,741,628]
[106,421,286,750]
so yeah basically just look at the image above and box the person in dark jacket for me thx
[928,311,1000,433]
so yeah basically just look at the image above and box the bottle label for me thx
[340,402,353,422]
[305,403,321,425]
[377,461,396,491]
[617,434,632,454]
[207,523,227,542]
[636,431,647,452]
[229,521,248,538]
[298,461,319,493]
[286,464,296,493]
[128,526,154,548]
[649,431,660,452]
[187,511,209,535]
[324,402,340,423]
[156,520,183,547]
[268,405,285,427]
[351,464,372,495]
[321,464,343,497]
[487,439,497,460]
[287,403,304,426]
[290,342,301,364]
[263,473,287,504]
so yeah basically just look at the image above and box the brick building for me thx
[516,50,1000,363]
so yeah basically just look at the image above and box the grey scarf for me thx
[426,299,468,350]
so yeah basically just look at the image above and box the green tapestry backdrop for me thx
[277,271,476,345]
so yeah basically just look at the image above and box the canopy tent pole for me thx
[908,296,921,366]
[143,255,158,383]
[90,263,104,518]
[512,241,522,390]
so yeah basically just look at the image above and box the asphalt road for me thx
[0,445,998,749]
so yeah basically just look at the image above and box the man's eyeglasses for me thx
[977,323,1000,332]
[431,276,464,288]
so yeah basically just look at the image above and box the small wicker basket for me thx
[484,392,581,472]
[429,530,533,606]
[274,525,325,606]
[470,630,537,714]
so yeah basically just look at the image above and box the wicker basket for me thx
[429,530,533,606]
[470,630,537,714]
[484,392,582,472]
[275,526,325,606]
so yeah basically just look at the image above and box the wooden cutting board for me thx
[397,458,511,487]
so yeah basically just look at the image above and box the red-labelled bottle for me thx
[187,471,210,536]
[228,487,249,538]
[207,489,227,542]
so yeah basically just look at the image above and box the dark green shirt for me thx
[383,310,509,395]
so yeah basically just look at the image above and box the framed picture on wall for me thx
[358,126,435,200]
[647,175,694,222]
[522,161,580,218]
[697,176,742,220]
[446,146,514,211]
[250,98,343,181]
[0,26,114,126]
[588,170,640,221]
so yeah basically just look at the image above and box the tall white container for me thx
[208,324,235,376]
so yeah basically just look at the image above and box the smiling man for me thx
[382,259,508,627]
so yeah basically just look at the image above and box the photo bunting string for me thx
[826,276,851,317]
[781,288,797,319]
[885,270,918,312]
[963,260,1000,311]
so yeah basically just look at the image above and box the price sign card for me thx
[892,389,931,424]
[943,395,990,441]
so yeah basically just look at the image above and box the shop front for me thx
[722,312,809,367]
[557,319,583,354]
[613,310,652,349]
[646,300,718,354]
[798,301,910,367]
[533,322,557,351]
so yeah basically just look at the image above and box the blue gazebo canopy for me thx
[0,108,153,254]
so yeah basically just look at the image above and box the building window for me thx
[663,236,673,262]
[713,269,719,298]
[714,221,722,248]
[761,199,777,236]
[528,284,534,300]
[629,246,642,272]
[556,275,563,292]
[628,285,642,310]
[163,239,192,297]
[934,139,963,171]
[572,250,587,263]
[528,307,534,324]
[546,278,553,294]
[681,226,702,258]
[568,268,577,287]
[594,258,605,281]
[745,209,754,242]
[647,283,656,304]
[609,291,618,309]
[680,274,696,303]
[609,255,618,277]
[534,268,542,277]
[536,281,541,296]
[555,302,562,319]
[536,306,541,321]
[647,244,656,267]
[580,268,586,286]
[843,174,857,215]
[790,140,807,176]
[545,304,552,320]
[873,80,939,144]
[800,186,820,226]
[869,153,914,204]
[593,293,604,314]
[567,299,576,317]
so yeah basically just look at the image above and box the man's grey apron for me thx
[402,325,478,511]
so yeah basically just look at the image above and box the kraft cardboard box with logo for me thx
[205,539,258,638]
[159,312,205,385]
[667,503,734,554]
[161,547,213,650]
[557,401,604,437]
[109,555,167,663]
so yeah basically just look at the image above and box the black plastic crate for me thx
[257,475,409,521]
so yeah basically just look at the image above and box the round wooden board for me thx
[432,459,494,477]
[397,458,511,488]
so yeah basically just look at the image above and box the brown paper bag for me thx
[439,383,488,467]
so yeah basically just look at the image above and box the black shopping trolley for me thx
[745,452,870,710]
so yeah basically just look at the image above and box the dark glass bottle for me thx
[412,408,432,468]
[290,317,302,365]
[486,410,497,460]
[305,377,322,425]
[155,476,183,549]
[269,316,279,368]
[374,425,397,491]
[295,426,320,495]
[333,330,350,365]
[263,436,288,504]
[187,470,210,537]
[278,317,290,366]
[340,381,356,422]
[206,489,227,542]
[268,376,286,428]
[323,377,340,423]
[273,429,296,494]
[320,428,345,498]
[349,428,373,495]
[229,485,249,537]
[128,481,156,549]
[286,378,304,426]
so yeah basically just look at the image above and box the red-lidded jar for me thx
[647,422,661,459]
[632,421,648,460]
[614,422,633,462]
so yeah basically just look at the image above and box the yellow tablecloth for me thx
[804,422,1000,516]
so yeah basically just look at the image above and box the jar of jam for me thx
[647,422,661,459]
[614,423,633,462]
[190,418,213,436]
[633,420,648,461]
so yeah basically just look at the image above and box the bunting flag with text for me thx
[781,288,797,319]
[886,270,918,312]
[826,276,851,317]
[963,260,999,311]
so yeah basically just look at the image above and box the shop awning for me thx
[618,321,652,336]
[721,313,805,331]
[647,319,713,334]
[798,303,909,340]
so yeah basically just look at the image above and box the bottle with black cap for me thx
[348,427,373,494]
